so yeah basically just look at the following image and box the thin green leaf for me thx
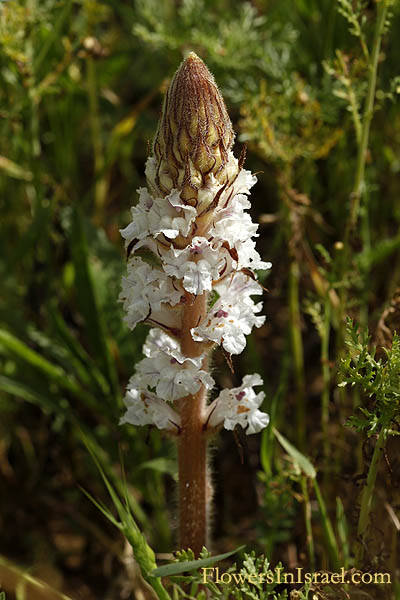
[0,556,75,600]
[69,208,118,396]
[0,375,67,414]
[48,302,110,395]
[0,328,98,409]
[34,0,73,73]
[273,428,316,479]
[313,479,340,570]
[336,496,350,568]
[151,546,246,577]
[8,203,51,272]
[80,433,171,600]
[138,458,178,478]
[79,486,122,529]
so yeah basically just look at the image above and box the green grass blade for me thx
[0,555,75,600]
[7,203,50,272]
[48,302,110,396]
[151,546,246,577]
[0,375,68,414]
[79,487,122,529]
[69,207,118,396]
[34,0,73,74]
[313,479,340,570]
[273,428,316,479]
[0,328,98,410]
[336,496,350,568]
[80,432,171,600]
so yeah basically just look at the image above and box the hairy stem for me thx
[178,293,209,555]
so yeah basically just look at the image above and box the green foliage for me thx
[273,428,316,479]
[81,436,171,600]
[163,550,289,600]
[337,0,369,57]
[153,546,245,577]
[229,554,287,600]
[133,0,297,103]
[340,319,400,434]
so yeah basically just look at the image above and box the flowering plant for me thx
[119,53,270,554]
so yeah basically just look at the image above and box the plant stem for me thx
[337,50,362,145]
[337,1,389,416]
[344,0,389,249]
[356,427,386,562]
[313,478,340,571]
[301,476,315,571]
[86,55,108,222]
[178,293,209,555]
[289,261,306,450]
[321,296,331,463]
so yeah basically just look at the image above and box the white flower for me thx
[120,385,181,432]
[148,191,197,239]
[210,206,257,244]
[131,329,215,402]
[119,56,271,440]
[163,237,228,295]
[119,188,152,244]
[191,272,266,354]
[205,373,269,435]
[235,238,272,271]
[232,164,258,196]
[120,186,197,246]
[119,257,183,330]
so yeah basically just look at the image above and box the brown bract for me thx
[153,52,234,202]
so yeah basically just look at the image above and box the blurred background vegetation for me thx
[1,0,400,598]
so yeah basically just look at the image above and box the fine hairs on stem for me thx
[118,53,270,554]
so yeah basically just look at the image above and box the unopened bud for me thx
[152,52,234,201]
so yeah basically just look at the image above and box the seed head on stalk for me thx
[119,52,271,554]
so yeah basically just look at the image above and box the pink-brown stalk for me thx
[178,293,209,555]
[155,54,234,555]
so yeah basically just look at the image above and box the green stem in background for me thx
[337,0,389,416]
[359,185,371,333]
[337,50,362,145]
[345,0,389,241]
[339,0,390,281]
[289,260,306,451]
[336,497,350,569]
[323,0,337,60]
[321,296,331,464]
[313,478,340,571]
[86,55,108,222]
[301,476,315,571]
[356,427,386,563]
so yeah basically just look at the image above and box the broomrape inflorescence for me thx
[119,52,270,553]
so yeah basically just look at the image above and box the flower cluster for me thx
[119,53,270,436]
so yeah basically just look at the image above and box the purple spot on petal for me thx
[236,391,245,401]
[170,358,178,364]
[215,309,228,318]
